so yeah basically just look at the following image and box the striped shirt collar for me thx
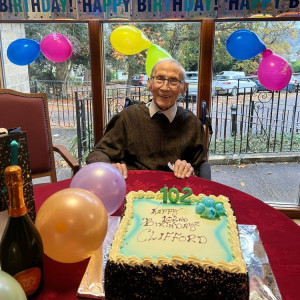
[146,100,177,123]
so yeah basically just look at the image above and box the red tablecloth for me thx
[33,170,300,300]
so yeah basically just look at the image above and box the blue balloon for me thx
[7,39,40,66]
[226,29,266,60]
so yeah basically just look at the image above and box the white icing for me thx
[109,191,247,274]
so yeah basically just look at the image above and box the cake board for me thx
[77,217,282,300]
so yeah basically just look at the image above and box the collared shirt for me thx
[146,100,177,123]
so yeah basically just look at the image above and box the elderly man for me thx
[86,58,208,179]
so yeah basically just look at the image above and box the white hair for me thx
[151,58,186,81]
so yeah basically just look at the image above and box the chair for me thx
[0,88,79,183]
[199,101,212,180]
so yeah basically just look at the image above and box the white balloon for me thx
[0,271,27,300]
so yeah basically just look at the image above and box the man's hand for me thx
[173,159,194,179]
[111,163,128,179]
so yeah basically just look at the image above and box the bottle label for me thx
[14,267,42,296]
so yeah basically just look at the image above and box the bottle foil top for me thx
[5,165,24,186]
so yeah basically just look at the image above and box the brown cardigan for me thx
[86,103,206,176]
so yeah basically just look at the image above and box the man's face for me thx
[147,61,187,111]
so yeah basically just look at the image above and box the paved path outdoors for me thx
[211,162,299,205]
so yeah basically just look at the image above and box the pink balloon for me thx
[70,162,126,215]
[258,49,292,91]
[40,33,72,63]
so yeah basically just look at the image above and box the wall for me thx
[0,23,30,92]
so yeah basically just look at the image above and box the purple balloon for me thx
[70,162,126,215]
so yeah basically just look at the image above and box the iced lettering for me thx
[141,217,154,226]
[137,229,151,242]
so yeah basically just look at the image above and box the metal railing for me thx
[30,80,91,128]
[29,80,300,164]
[210,88,300,155]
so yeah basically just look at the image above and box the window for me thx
[103,22,201,122]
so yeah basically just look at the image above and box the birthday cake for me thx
[105,189,249,300]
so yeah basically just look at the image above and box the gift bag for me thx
[0,128,36,222]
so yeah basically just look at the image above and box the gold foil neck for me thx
[5,166,24,186]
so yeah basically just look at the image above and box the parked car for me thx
[186,75,198,97]
[217,71,245,78]
[132,74,148,86]
[212,75,257,96]
[255,75,298,93]
[288,75,299,93]
[186,71,198,79]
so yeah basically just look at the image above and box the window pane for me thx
[211,20,300,205]
[0,23,90,181]
[104,22,201,122]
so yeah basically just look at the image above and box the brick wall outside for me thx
[0,23,30,92]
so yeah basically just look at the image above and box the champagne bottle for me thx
[0,165,44,298]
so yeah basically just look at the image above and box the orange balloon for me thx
[35,188,108,263]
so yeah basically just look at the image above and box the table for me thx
[33,170,300,300]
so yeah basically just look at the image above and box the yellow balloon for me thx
[110,25,151,55]
[146,44,173,77]
[35,188,108,263]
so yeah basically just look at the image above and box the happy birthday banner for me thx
[0,0,299,20]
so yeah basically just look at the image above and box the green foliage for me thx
[105,22,200,80]
[25,23,90,81]
[291,61,300,73]
[106,69,113,82]
[69,126,94,165]
[213,21,297,75]
[105,21,298,79]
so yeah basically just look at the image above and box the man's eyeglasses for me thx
[152,76,184,88]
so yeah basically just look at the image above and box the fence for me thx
[29,80,300,164]
[210,89,300,155]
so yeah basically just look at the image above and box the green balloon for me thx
[146,44,172,77]
[0,271,27,300]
